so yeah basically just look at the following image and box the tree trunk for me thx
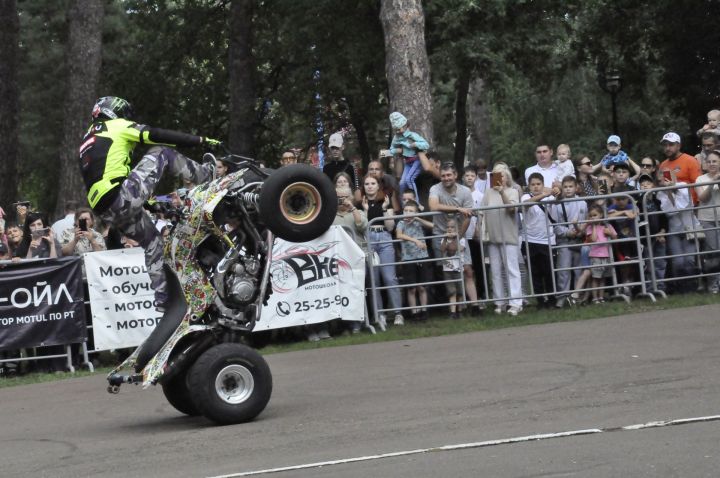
[379,0,434,146]
[453,65,471,169]
[55,0,104,218]
[228,0,256,156]
[346,97,370,166]
[352,117,371,166]
[0,0,20,211]
[468,77,491,165]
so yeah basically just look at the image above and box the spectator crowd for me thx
[308,110,720,339]
[3,109,720,355]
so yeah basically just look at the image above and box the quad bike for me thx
[106,155,337,425]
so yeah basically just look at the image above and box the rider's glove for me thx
[204,137,222,146]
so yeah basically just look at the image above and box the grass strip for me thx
[2,292,719,389]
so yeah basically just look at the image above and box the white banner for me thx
[84,248,161,351]
[256,226,366,331]
[83,226,366,345]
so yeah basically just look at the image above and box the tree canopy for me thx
[7,0,719,214]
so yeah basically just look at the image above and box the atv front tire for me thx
[187,343,272,425]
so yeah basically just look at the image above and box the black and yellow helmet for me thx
[91,96,134,121]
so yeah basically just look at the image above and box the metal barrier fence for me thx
[640,180,720,296]
[0,256,91,375]
[365,180,720,326]
[4,181,719,374]
[0,291,95,375]
[0,345,76,375]
[365,209,468,323]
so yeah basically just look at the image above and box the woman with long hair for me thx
[695,149,720,293]
[15,212,60,259]
[360,174,403,330]
[575,155,598,198]
[333,171,352,190]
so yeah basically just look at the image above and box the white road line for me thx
[207,414,720,478]
[620,414,720,430]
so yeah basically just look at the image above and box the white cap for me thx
[607,135,621,145]
[661,132,681,144]
[328,133,344,148]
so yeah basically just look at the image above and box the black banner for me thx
[0,257,87,351]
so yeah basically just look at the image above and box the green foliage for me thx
[425,0,577,165]
[17,0,70,212]
[12,0,719,210]
[486,64,686,170]
[101,0,230,137]
[427,0,693,170]
[569,0,720,135]
[252,0,388,165]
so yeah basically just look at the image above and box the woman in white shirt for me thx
[695,150,720,292]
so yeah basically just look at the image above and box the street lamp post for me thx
[598,69,623,135]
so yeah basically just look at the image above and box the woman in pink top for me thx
[585,204,617,303]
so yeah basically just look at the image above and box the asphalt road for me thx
[1,304,719,477]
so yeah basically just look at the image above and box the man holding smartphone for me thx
[60,208,106,256]
[659,132,701,203]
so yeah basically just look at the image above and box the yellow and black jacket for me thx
[79,118,203,212]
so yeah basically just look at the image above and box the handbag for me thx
[477,213,490,243]
[702,254,720,274]
[684,226,706,241]
[682,213,705,241]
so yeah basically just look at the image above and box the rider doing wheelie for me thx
[79,96,220,311]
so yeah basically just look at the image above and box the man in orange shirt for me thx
[659,132,701,203]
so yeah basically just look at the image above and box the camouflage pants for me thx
[100,146,212,306]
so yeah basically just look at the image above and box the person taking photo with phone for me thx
[15,212,60,259]
[60,208,106,256]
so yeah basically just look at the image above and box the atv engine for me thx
[226,255,260,304]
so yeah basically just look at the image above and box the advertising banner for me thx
[84,227,366,343]
[0,257,86,351]
[84,248,161,351]
[255,226,366,331]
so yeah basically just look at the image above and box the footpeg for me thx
[106,373,143,393]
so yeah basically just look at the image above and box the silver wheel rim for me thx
[214,364,254,404]
[279,182,321,225]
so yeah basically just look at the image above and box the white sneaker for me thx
[494,305,505,315]
[317,328,332,340]
[394,314,404,326]
[307,331,320,342]
[507,306,522,317]
[377,314,387,332]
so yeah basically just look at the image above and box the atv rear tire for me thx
[259,164,337,242]
[187,343,272,425]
